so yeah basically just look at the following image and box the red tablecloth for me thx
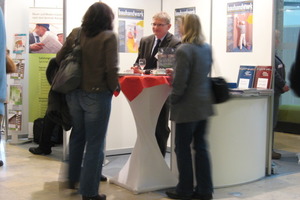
[118,75,171,101]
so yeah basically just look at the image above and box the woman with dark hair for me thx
[166,14,214,200]
[56,2,119,200]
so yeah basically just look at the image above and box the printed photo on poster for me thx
[11,59,25,79]
[13,34,27,54]
[8,110,22,131]
[29,8,63,54]
[10,85,23,106]
[227,1,253,52]
[118,8,144,53]
[174,7,196,40]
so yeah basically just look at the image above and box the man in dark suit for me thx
[134,12,181,157]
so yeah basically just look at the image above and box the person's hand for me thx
[30,43,45,51]
[282,84,290,92]
[165,68,174,76]
[131,66,142,74]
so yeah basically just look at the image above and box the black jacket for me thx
[289,32,300,97]
[46,58,72,131]
[274,55,286,94]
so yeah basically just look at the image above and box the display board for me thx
[211,0,274,82]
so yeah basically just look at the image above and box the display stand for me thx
[3,102,8,142]
[8,53,31,145]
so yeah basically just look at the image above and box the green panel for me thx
[278,104,300,124]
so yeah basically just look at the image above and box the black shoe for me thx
[166,189,192,200]
[68,181,79,190]
[0,160,3,167]
[82,194,106,200]
[100,175,107,182]
[59,180,78,191]
[193,193,213,200]
[272,151,281,159]
[29,147,51,155]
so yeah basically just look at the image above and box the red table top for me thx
[117,75,171,101]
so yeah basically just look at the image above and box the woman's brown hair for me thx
[81,2,114,37]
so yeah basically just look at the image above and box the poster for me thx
[29,8,63,54]
[118,8,144,53]
[9,85,23,105]
[8,110,22,131]
[28,7,63,122]
[174,7,196,40]
[28,54,52,121]
[7,50,25,132]
[227,1,253,52]
[11,59,25,79]
[13,34,26,54]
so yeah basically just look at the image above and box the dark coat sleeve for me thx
[289,32,300,97]
[46,57,72,130]
[46,90,72,131]
[295,32,300,68]
[274,56,286,94]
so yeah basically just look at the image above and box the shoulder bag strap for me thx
[74,28,82,46]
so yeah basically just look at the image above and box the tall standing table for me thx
[110,75,177,194]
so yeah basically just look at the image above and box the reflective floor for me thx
[0,132,300,200]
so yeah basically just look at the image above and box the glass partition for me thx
[276,0,300,105]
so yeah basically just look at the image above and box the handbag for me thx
[210,59,230,104]
[211,77,230,104]
[52,29,82,94]
[6,55,17,74]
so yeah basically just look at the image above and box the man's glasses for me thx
[151,23,168,27]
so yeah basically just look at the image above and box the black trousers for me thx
[39,115,57,151]
[155,100,170,157]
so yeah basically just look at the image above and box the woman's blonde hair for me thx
[181,14,205,45]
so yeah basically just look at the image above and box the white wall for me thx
[5,0,64,138]
[64,0,163,152]
[104,0,212,152]
[29,0,62,8]
[163,0,212,44]
[4,0,275,153]
[65,0,96,35]
[103,0,162,69]
[5,0,30,136]
[4,0,163,151]
[103,0,162,152]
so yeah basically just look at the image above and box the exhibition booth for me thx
[3,0,275,193]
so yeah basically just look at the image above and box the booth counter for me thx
[171,93,273,187]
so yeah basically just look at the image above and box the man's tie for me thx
[35,36,40,43]
[152,39,161,57]
[149,39,161,69]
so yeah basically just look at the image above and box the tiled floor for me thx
[0,132,300,200]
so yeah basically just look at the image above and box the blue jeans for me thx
[66,89,112,196]
[175,120,213,195]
